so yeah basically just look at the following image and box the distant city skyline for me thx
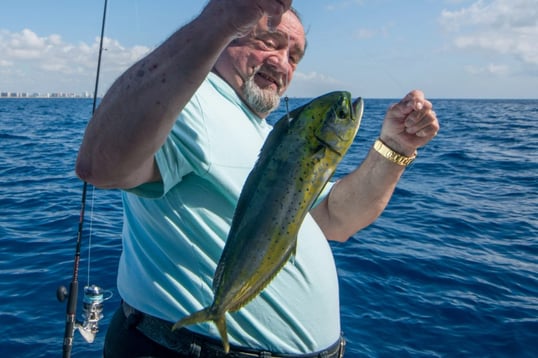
[0,90,94,98]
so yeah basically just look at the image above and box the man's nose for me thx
[266,48,290,70]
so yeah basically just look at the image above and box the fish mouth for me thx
[352,97,363,119]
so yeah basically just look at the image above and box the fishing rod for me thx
[56,1,109,357]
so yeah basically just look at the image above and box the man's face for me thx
[214,11,306,117]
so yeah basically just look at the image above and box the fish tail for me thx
[172,307,230,354]
[214,315,229,353]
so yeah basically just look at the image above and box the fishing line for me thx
[283,29,296,269]
[57,1,109,357]
[284,30,291,120]
[87,185,96,286]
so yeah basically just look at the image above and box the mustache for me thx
[251,65,285,90]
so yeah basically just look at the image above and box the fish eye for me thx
[337,106,349,119]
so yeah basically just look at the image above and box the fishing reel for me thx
[57,284,113,343]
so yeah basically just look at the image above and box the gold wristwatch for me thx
[373,139,417,166]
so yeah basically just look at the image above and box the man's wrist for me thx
[373,138,417,166]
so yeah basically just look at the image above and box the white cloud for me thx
[0,28,151,93]
[354,26,389,39]
[439,0,538,69]
[326,0,365,11]
[295,71,342,82]
[464,63,510,75]
[287,71,344,97]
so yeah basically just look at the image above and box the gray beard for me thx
[242,75,281,116]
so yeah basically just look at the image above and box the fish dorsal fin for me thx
[227,104,306,236]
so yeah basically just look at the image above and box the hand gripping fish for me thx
[173,91,364,353]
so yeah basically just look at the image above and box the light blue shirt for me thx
[117,72,340,354]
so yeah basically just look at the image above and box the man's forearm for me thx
[311,146,406,242]
[76,5,237,189]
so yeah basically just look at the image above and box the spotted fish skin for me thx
[173,91,364,353]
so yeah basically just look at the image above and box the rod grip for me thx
[62,281,79,358]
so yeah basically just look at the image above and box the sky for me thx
[0,0,537,99]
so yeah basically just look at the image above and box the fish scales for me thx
[173,91,364,353]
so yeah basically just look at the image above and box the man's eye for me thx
[289,55,299,65]
[262,39,278,49]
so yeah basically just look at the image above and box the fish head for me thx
[301,91,363,156]
[267,91,363,159]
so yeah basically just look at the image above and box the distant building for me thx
[0,91,94,98]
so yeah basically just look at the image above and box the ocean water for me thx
[0,97,536,357]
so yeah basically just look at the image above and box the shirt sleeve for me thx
[125,93,210,198]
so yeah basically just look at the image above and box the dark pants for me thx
[104,304,345,358]
[103,306,183,357]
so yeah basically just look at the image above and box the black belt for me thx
[122,301,345,358]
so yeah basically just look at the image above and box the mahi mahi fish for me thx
[173,91,364,352]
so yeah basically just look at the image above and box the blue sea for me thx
[1,97,537,357]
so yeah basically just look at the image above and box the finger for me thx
[404,100,433,126]
[267,16,281,31]
[415,125,439,138]
[407,110,439,137]
[266,0,292,29]
[401,90,427,111]
[389,90,426,118]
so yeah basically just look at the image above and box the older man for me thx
[76,1,439,357]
